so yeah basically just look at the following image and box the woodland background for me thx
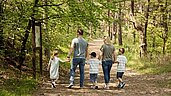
[0,0,171,95]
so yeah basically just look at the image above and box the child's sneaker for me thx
[104,84,109,89]
[120,82,125,88]
[68,83,73,89]
[51,82,56,88]
[117,83,121,88]
[95,86,98,89]
[90,86,95,89]
[53,82,57,85]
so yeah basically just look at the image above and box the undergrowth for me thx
[127,53,171,74]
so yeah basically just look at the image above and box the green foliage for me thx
[127,54,171,74]
[2,0,33,58]
[1,0,171,80]
[0,78,38,96]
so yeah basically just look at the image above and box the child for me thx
[86,52,101,89]
[47,50,66,88]
[115,48,127,88]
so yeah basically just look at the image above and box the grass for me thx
[0,78,38,96]
[0,49,70,96]
[127,53,171,74]
[0,63,38,96]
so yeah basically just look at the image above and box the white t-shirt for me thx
[86,58,101,74]
[71,37,88,58]
[116,55,127,72]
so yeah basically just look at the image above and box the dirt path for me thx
[33,39,171,96]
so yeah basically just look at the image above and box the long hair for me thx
[51,50,58,60]
[104,36,111,44]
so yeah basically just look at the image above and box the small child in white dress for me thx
[47,50,66,88]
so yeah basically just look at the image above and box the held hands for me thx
[113,61,119,64]
[66,57,71,62]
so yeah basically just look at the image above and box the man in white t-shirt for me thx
[67,29,88,88]
[115,48,127,88]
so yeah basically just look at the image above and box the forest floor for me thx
[33,39,171,96]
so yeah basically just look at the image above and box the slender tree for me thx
[130,0,150,57]
[118,2,122,45]
[112,13,117,44]
[43,0,50,60]
[107,0,111,39]
[162,0,168,54]
[0,1,4,50]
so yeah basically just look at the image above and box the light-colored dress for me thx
[48,56,64,80]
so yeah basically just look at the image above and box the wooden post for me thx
[39,22,42,75]
[35,22,42,75]
[32,18,36,79]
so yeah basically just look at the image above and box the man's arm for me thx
[85,44,89,58]
[67,47,73,58]
[67,39,74,61]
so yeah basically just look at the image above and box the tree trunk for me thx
[107,0,112,39]
[130,0,149,57]
[141,0,150,56]
[43,0,50,60]
[113,13,117,44]
[108,8,111,38]
[19,0,39,69]
[118,2,122,45]
[152,16,156,49]
[0,1,4,50]
[131,0,136,44]
[32,18,36,79]
[162,0,168,54]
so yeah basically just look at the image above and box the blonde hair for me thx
[104,36,111,44]
[51,50,58,60]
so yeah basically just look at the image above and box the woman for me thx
[99,36,116,89]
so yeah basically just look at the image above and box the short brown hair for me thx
[119,48,125,54]
[77,29,83,35]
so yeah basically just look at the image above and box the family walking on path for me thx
[34,29,171,96]
[47,29,127,90]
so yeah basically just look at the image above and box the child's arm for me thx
[59,58,70,63]
[99,60,102,65]
[47,59,51,71]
